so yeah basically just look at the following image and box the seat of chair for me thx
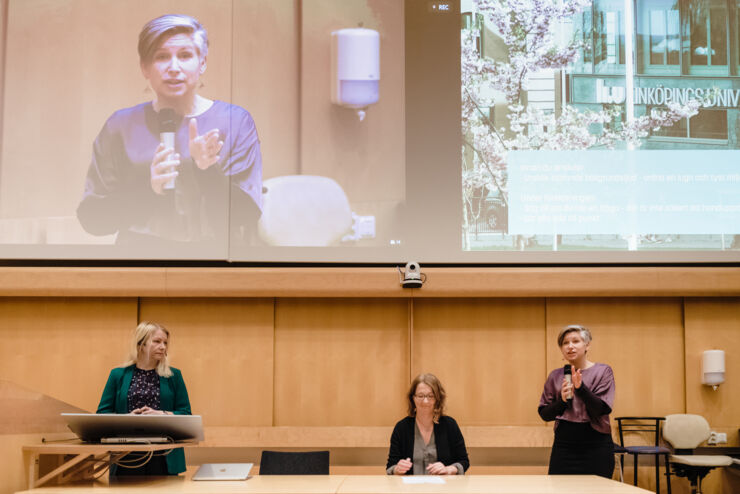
[670,454,734,467]
[625,445,672,454]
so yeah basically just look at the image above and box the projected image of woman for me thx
[538,325,615,478]
[77,14,262,248]
[97,321,191,476]
[386,373,469,476]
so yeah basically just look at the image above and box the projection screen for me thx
[0,0,737,263]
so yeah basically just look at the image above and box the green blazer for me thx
[96,365,191,475]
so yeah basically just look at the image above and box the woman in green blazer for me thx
[97,321,191,475]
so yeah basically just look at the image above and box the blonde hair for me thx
[122,321,172,377]
[557,324,592,347]
[407,373,446,423]
[138,14,209,64]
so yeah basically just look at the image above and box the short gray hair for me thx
[138,14,208,64]
[557,324,592,346]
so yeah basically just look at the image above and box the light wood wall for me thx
[0,268,738,494]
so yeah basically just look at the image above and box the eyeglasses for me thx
[413,394,435,401]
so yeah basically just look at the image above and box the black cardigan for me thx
[386,415,470,473]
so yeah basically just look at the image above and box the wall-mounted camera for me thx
[399,261,425,288]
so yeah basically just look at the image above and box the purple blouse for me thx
[539,363,615,434]
[77,100,262,244]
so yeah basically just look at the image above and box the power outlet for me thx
[708,431,727,445]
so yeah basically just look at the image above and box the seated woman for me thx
[386,373,469,475]
[538,325,615,478]
[97,321,191,476]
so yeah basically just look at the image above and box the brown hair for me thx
[138,14,208,64]
[406,373,446,423]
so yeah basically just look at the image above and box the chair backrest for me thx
[663,414,711,450]
[259,450,330,475]
[615,416,665,447]
[257,175,353,246]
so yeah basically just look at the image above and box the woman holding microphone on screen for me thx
[386,373,469,475]
[77,14,262,249]
[97,321,191,476]
[538,325,615,478]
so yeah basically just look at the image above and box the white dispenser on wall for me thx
[331,28,380,121]
[702,349,725,390]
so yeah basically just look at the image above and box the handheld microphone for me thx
[158,108,177,190]
[563,364,573,401]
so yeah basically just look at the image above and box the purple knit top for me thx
[539,363,615,434]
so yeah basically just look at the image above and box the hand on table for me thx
[394,458,412,475]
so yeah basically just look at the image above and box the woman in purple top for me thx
[77,14,262,250]
[538,325,616,478]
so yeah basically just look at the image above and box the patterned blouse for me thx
[127,367,161,412]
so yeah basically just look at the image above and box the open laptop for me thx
[62,413,204,443]
[193,463,253,481]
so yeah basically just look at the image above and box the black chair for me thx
[615,416,672,494]
[259,450,330,475]
[613,443,628,482]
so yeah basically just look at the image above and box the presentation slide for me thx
[460,0,740,258]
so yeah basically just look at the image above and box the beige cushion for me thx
[663,414,710,449]
[671,455,733,467]
[258,175,352,246]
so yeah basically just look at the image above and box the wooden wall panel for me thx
[274,298,409,426]
[546,298,685,418]
[684,298,740,435]
[139,298,275,427]
[0,297,137,411]
[412,299,546,425]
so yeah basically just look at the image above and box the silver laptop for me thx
[193,463,253,481]
[62,413,204,443]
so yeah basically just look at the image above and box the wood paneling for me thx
[412,299,546,425]
[417,267,740,297]
[0,297,137,411]
[274,298,409,426]
[0,267,167,297]
[139,298,274,426]
[546,298,685,417]
[1,267,739,298]
[200,425,553,448]
[684,298,740,430]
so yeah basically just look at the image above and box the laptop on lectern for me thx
[62,413,204,443]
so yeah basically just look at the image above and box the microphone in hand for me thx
[563,364,573,402]
[158,108,178,190]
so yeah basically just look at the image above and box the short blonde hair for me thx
[406,373,446,423]
[557,324,592,347]
[122,321,172,377]
[138,14,208,64]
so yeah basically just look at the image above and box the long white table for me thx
[15,473,654,494]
